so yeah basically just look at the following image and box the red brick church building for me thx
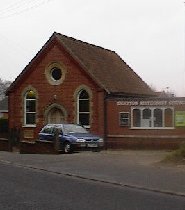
[6,32,185,149]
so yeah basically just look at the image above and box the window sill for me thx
[83,125,90,129]
[131,127,174,130]
[22,125,36,128]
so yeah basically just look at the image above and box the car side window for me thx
[43,127,53,134]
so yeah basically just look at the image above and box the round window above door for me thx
[51,67,62,81]
[45,62,66,85]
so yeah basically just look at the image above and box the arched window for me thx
[77,89,90,127]
[142,108,152,127]
[154,108,163,127]
[143,108,151,119]
[24,90,36,125]
[133,109,141,127]
[131,107,174,129]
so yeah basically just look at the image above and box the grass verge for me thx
[163,144,185,164]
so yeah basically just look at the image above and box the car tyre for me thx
[64,142,72,154]
[92,147,101,152]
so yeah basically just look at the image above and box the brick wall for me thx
[8,41,105,142]
[106,99,185,149]
[106,99,185,136]
[0,138,10,151]
[19,141,57,154]
[107,136,185,150]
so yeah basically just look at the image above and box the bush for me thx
[164,143,185,163]
[0,118,8,133]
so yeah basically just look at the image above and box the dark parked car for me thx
[38,123,104,153]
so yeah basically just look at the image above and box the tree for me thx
[149,84,176,98]
[0,78,11,100]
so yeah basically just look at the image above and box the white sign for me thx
[117,100,185,106]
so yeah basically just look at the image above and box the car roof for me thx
[44,123,80,127]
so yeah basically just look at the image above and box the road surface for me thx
[0,162,185,210]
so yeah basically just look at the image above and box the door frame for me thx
[44,103,67,124]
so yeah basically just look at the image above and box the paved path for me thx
[0,150,185,196]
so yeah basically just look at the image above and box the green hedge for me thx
[0,118,8,133]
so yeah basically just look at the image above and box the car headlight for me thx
[76,139,86,143]
[98,138,104,143]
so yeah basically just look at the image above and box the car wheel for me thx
[64,142,72,154]
[92,147,101,152]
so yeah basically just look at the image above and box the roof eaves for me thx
[108,90,156,98]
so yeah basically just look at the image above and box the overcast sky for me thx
[0,0,184,96]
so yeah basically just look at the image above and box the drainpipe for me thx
[104,92,108,150]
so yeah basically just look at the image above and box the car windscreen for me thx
[41,126,54,134]
[63,124,88,134]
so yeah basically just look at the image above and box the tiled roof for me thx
[7,32,154,96]
[55,32,154,96]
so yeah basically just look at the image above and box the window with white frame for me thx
[45,62,66,86]
[119,112,130,126]
[131,107,174,129]
[77,89,90,127]
[24,90,36,125]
